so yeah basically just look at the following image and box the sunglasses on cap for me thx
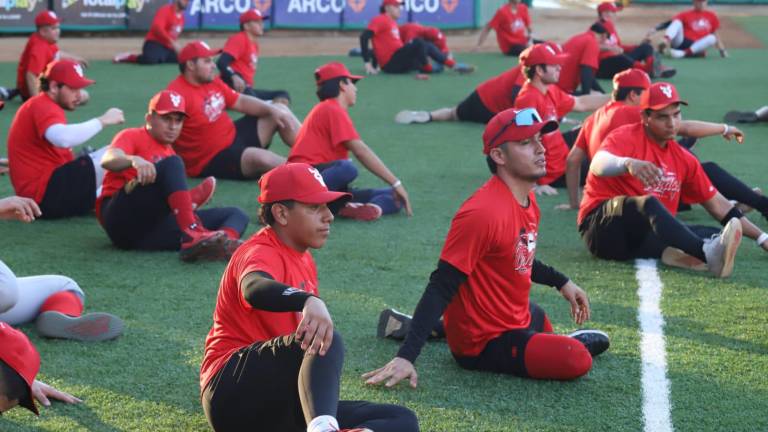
[487,107,544,149]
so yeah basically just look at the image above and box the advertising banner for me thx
[0,0,48,32]
[193,0,270,30]
[271,0,342,28]
[57,0,128,30]
[409,0,473,28]
[342,0,407,29]
[129,0,200,31]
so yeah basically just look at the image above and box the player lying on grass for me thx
[113,0,188,65]
[167,41,300,181]
[7,60,124,219]
[364,108,609,388]
[200,163,420,432]
[288,62,412,222]
[577,82,768,277]
[648,0,727,58]
[99,91,248,262]
[724,105,768,124]
[474,0,533,56]
[217,9,291,105]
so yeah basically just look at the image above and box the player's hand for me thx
[232,75,247,93]
[626,159,662,188]
[364,62,379,75]
[99,108,125,126]
[268,105,296,131]
[554,203,577,211]
[131,156,156,185]
[534,184,558,196]
[0,196,41,222]
[362,357,418,388]
[296,296,334,356]
[31,380,82,408]
[723,125,744,144]
[560,280,591,325]
[394,184,413,216]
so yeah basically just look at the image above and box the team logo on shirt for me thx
[348,0,366,13]
[691,18,712,33]
[644,166,681,200]
[391,27,401,39]
[203,91,226,122]
[514,227,537,273]
[510,18,525,31]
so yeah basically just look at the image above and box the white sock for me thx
[307,415,339,432]
[689,34,717,55]
[670,49,686,59]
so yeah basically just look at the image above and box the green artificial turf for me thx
[0,17,767,431]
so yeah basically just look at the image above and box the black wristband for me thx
[720,207,744,226]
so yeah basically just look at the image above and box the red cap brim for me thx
[644,100,688,110]
[68,78,95,90]
[294,190,351,204]
[153,109,189,117]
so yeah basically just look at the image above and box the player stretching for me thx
[113,0,188,64]
[474,0,532,56]
[650,0,727,58]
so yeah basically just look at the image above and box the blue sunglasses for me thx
[487,108,544,149]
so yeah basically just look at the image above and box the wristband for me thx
[391,179,402,188]
[722,124,730,136]
[757,233,768,247]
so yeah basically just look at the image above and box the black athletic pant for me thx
[39,155,96,219]
[243,87,291,103]
[137,40,178,64]
[702,161,768,219]
[202,330,419,432]
[505,44,528,56]
[383,38,448,74]
[596,43,654,79]
[99,156,248,250]
[579,195,719,261]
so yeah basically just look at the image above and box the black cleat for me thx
[569,329,610,357]
[377,308,412,340]
[724,110,759,124]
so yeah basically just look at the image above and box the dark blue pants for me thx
[316,160,400,215]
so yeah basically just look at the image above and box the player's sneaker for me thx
[179,225,227,262]
[0,86,18,101]
[703,217,742,278]
[113,52,137,63]
[220,238,245,260]
[669,48,686,59]
[191,176,216,209]
[659,66,677,78]
[348,47,362,57]
[377,308,412,340]
[395,110,430,124]
[569,329,610,357]
[338,202,382,221]
[724,110,759,123]
[453,62,476,74]
[36,311,124,342]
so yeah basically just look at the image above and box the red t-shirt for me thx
[200,227,319,391]
[440,176,540,357]
[145,4,184,49]
[287,99,360,166]
[367,14,403,67]
[578,122,717,224]
[674,9,720,41]
[222,31,259,87]
[574,101,642,159]
[166,76,240,177]
[488,3,531,53]
[514,82,575,185]
[476,65,525,115]
[16,33,59,100]
[399,23,448,53]
[599,19,623,61]
[7,93,72,203]
[559,31,600,94]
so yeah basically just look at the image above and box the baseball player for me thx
[287,62,412,221]
[474,0,532,56]
[578,82,768,277]
[514,44,609,195]
[558,23,610,95]
[7,60,124,219]
[166,41,300,180]
[98,91,249,262]
[200,163,420,432]
[363,108,609,389]
[360,0,474,75]
[16,11,88,102]
[724,106,768,123]
[217,9,291,105]
[399,23,450,57]
[651,0,727,58]
[113,0,188,64]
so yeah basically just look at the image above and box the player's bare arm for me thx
[473,24,493,51]
[573,93,610,112]
[25,72,38,97]
[101,148,157,185]
[701,193,768,251]
[0,196,41,222]
[678,120,744,143]
[556,146,587,210]
[233,94,298,132]
[345,139,413,216]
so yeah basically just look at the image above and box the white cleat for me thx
[703,217,742,278]
[394,110,430,124]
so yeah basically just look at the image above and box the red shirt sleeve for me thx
[34,102,66,138]
[574,121,589,151]
[440,207,494,276]
[110,129,138,155]
[680,151,717,204]
[581,36,600,69]
[367,16,383,33]
[26,46,49,76]
[489,9,502,30]
[551,86,576,118]
[600,129,634,157]
[709,12,720,32]
[513,89,539,111]
[240,249,287,310]
[329,107,360,148]
[521,4,531,27]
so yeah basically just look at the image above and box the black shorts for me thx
[39,156,96,219]
[244,87,291,103]
[382,40,426,74]
[505,44,528,56]
[453,302,548,378]
[455,90,495,124]
[137,40,178,64]
[200,115,261,180]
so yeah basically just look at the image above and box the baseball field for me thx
[1,10,767,432]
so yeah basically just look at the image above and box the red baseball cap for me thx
[519,43,568,67]
[43,60,94,89]
[258,163,351,204]
[315,62,363,85]
[0,322,40,415]
[597,2,619,13]
[240,8,269,24]
[482,108,559,155]
[178,41,222,64]
[640,82,688,110]
[382,0,403,6]
[613,68,651,90]
[35,10,60,27]
[148,90,188,116]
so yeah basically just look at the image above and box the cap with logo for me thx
[519,43,569,67]
[258,163,351,204]
[240,8,269,24]
[640,82,688,110]
[597,2,619,13]
[612,68,651,90]
[43,60,94,89]
[148,90,188,116]
[314,62,363,86]
[0,322,41,415]
[482,108,559,155]
[35,10,60,27]
[178,41,222,64]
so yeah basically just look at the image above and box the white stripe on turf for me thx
[635,259,674,432]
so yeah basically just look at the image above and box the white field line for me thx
[635,259,674,432]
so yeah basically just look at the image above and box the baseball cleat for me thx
[0,86,19,101]
[669,48,686,59]
[703,217,742,278]
[569,329,610,357]
[659,66,677,78]
[651,51,663,78]
[180,226,227,262]
[453,62,476,74]
[395,110,430,124]
[377,308,412,340]
[191,176,216,209]
[220,238,245,260]
[724,110,759,124]
[36,311,124,342]
[113,52,137,63]
[338,202,382,221]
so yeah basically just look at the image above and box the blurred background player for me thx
[559,23,609,95]
[6,60,124,219]
[474,0,532,56]
[200,163,420,432]
[650,0,727,58]
[217,9,291,105]
[724,105,768,123]
[288,62,412,221]
[399,22,451,60]
[113,0,188,64]
[98,91,248,262]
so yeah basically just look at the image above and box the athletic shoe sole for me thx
[718,218,742,278]
[36,311,124,342]
[394,110,430,124]
[661,247,707,272]
[453,63,476,74]
[376,308,412,340]
[180,231,228,262]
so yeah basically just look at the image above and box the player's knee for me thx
[336,160,359,183]
[637,195,663,213]
[0,276,19,314]
[156,155,185,181]
[562,339,593,379]
[223,207,249,234]
[390,405,420,432]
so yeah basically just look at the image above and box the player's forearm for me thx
[574,93,609,112]
[531,259,569,290]
[233,94,273,117]
[678,120,731,138]
[100,148,134,172]
[44,120,103,149]
[475,26,491,47]
[240,271,315,312]
[564,158,582,208]
[590,150,629,177]
[25,72,38,96]
[349,141,398,185]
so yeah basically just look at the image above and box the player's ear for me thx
[489,146,507,167]
[271,203,291,226]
